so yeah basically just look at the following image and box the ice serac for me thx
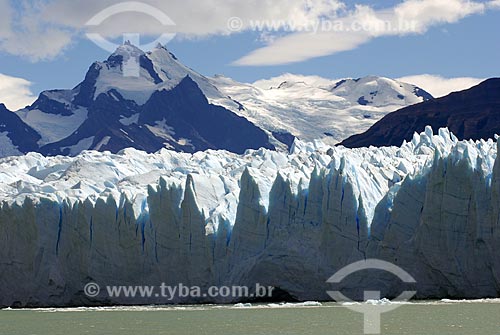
[1,127,500,307]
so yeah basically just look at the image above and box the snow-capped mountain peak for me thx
[12,43,274,157]
[110,42,144,60]
[147,44,187,80]
[85,43,223,106]
[91,44,165,104]
[330,76,433,107]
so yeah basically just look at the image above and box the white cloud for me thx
[397,74,485,98]
[0,0,11,38]
[0,73,37,110]
[40,0,345,37]
[236,30,371,66]
[0,0,73,61]
[0,0,498,63]
[393,0,486,33]
[0,0,345,60]
[488,0,500,8]
[0,29,73,62]
[234,0,491,66]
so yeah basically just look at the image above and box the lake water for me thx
[1,300,500,335]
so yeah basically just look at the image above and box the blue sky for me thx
[0,0,499,109]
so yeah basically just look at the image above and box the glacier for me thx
[1,126,500,307]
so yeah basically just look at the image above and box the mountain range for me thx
[0,43,432,158]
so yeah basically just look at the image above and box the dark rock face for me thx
[40,76,274,156]
[271,131,296,149]
[341,78,500,148]
[29,91,74,116]
[0,104,40,153]
[139,55,163,84]
[73,63,101,108]
[39,89,150,155]
[357,96,370,106]
[139,76,274,154]
[413,87,434,101]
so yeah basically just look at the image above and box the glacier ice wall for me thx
[1,126,500,307]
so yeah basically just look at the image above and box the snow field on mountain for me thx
[210,75,431,145]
